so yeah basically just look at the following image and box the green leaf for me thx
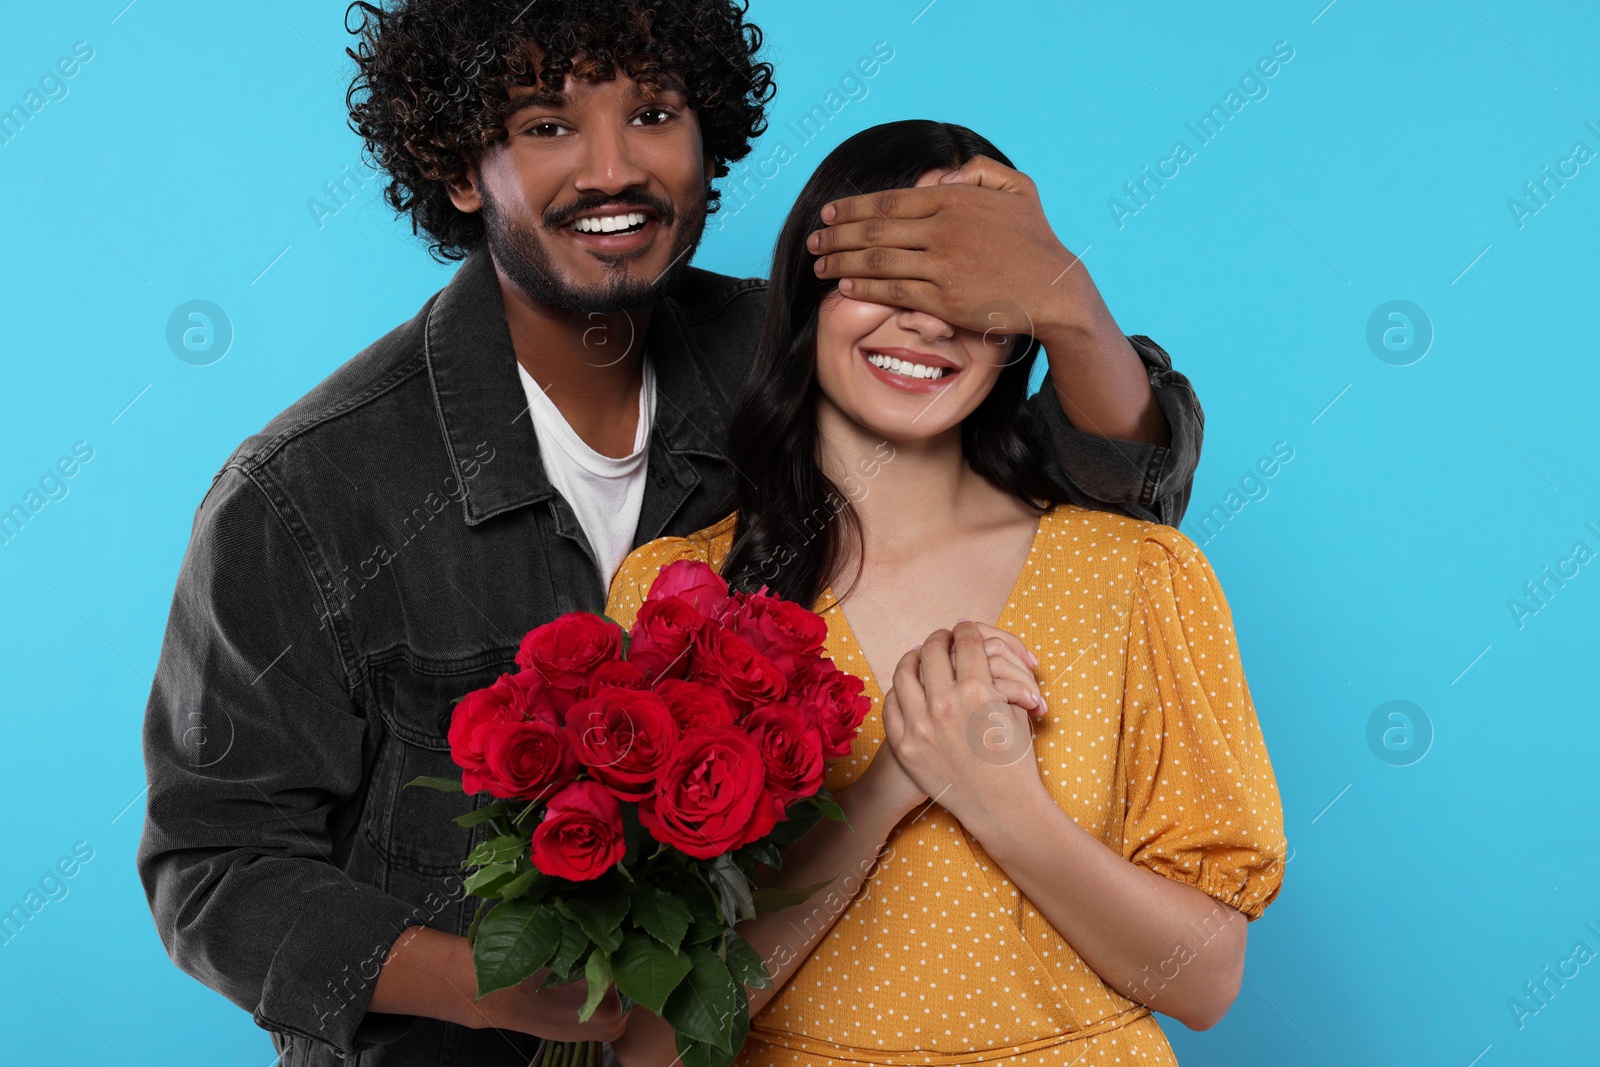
[687,909,725,946]
[723,931,772,990]
[610,930,693,1015]
[497,868,539,901]
[454,801,514,829]
[738,841,783,870]
[620,804,650,869]
[662,946,739,1053]
[631,887,692,954]
[578,949,613,1023]
[464,861,518,896]
[465,897,493,946]
[760,801,823,851]
[466,834,527,867]
[706,855,756,925]
[674,1032,742,1067]
[752,878,834,914]
[473,902,563,998]
[404,775,463,793]
[563,876,628,952]
[809,793,846,823]
[544,917,591,984]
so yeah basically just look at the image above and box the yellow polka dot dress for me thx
[606,504,1287,1065]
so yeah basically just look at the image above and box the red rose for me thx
[639,726,768,859]
[794,660,871,759]
[529,780,626,881]
[744,703,825,802]
[477,717,580,800]
[646,559,729,616]
[449,672,558,793]
[654,679,737,731]
[515,613,622,692]
[563,687,679,801]
[735,595,828,675]
[741,786,790,849]
[628,595,704,681]
[691,624,787,709]
[588,659,646,693]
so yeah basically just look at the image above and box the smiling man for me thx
[135,2,1205,1066]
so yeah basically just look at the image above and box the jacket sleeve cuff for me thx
[254,880,429,1054]
[1029,334,1204,526]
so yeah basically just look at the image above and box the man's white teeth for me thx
[865,352,946,379]
[572,212,648,234]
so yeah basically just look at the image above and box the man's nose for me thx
[573,121,649,194]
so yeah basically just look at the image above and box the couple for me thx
[133,3,1282,1066]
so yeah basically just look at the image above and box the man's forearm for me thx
[369,925,492,1029]
[370,923,626,1041]
[1034,272,1171,448]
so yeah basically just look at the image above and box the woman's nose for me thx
[893,305,955,341]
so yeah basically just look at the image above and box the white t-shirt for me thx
[517,358,657,588]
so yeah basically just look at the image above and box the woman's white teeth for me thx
[865,352,945,379]
[572,212,648,234]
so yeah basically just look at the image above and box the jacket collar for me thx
[423,246,731,527]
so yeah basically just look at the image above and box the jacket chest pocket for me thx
[365,651,517,877]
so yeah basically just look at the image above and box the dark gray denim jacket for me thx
[135,248,1202,1066]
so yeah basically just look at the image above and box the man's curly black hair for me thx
[345,0,777,262]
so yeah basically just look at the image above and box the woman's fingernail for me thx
[1027,651,1040,667]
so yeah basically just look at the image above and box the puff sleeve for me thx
[1118,526,1286,921]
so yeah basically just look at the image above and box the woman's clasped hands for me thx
[871,620,1052,836]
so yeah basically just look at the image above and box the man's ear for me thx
[703,150,716,184]
[446,166,483,214]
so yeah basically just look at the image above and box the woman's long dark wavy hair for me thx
[720,120,1069,608]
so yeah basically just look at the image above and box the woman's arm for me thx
[885,623,1246,1031]
[967,787,1246,1030]
[609,746,926,1067]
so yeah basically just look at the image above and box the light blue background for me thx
[2,1,1596,1063]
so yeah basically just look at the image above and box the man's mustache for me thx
[545,190,677,229]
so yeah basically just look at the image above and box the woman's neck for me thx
[815,397,1007,561]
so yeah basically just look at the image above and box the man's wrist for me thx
[1030,270,1122,365]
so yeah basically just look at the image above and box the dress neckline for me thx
[817,504,1057,701]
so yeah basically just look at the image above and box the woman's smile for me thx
[858,344,962,394]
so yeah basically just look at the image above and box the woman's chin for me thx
[846,409,963,445]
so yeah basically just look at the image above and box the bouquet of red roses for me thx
[407,559,870,1067]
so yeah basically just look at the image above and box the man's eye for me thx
[633,108,674,127]
[526,122,569,137]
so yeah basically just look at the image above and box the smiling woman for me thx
[603,120,1285,1066]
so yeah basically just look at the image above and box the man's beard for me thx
[478,181,708,316]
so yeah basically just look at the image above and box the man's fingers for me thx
[808,217,929,257]
[831,276,945,313]
[815,247,941,283]
[937,154,1031,194]
[821,185,942,226]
